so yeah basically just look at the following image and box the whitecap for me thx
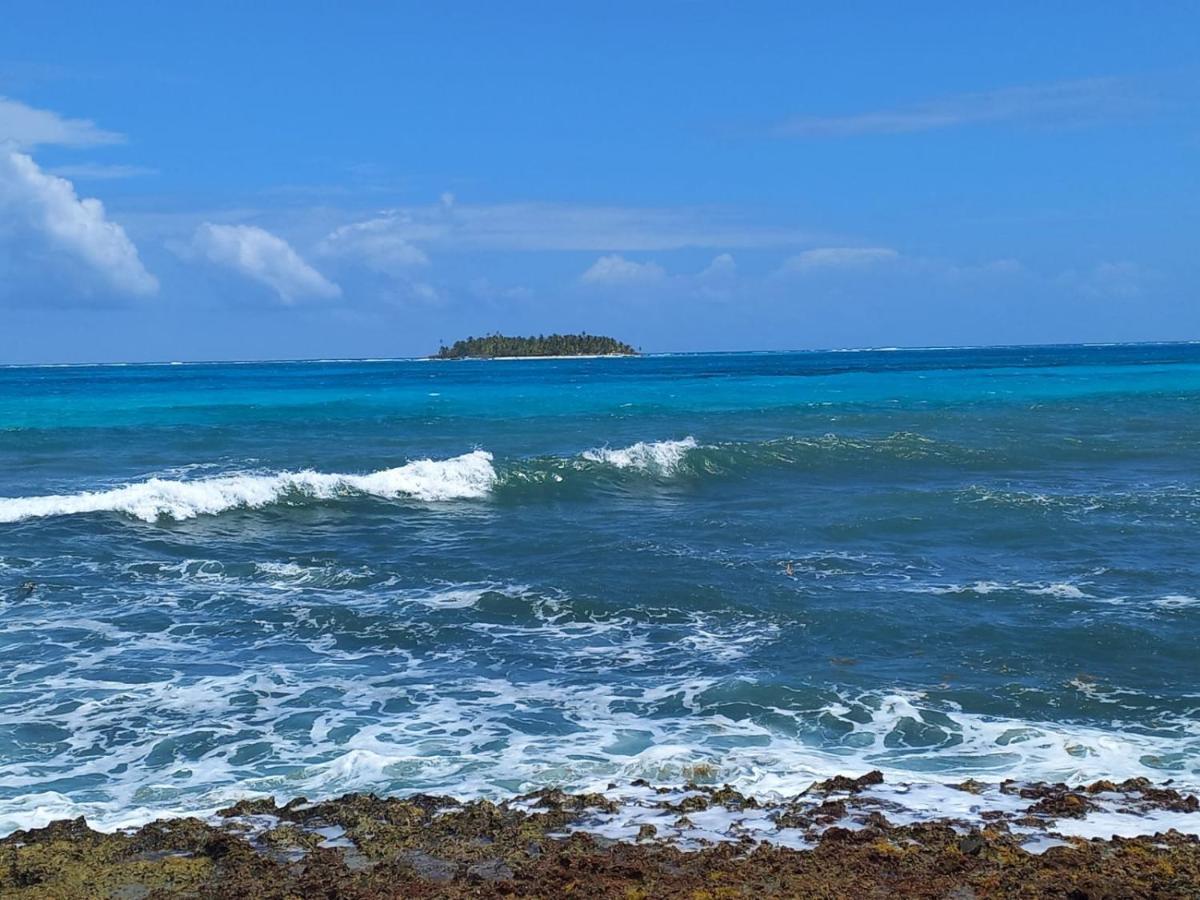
[581,437,698,473]
[0,451,496,523]
[1029,583,1091,600]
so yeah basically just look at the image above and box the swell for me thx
[0,430,1175,523]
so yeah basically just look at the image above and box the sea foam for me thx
[0,451,496,523]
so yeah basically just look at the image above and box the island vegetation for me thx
[434,333,637,359]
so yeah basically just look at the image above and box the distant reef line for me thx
[433,333,638,359]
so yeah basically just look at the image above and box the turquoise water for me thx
[2,344,1199,832]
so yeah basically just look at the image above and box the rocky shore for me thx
[3,773,1199,898]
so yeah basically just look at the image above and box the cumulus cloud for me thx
[0,147,158,297]
[780,247,900,272]
[190,223,341,303]
[318,216,429,275]
[580,254,666,285]
[698,252,737,280]
[0,96,124,148]
[693,253,739,298]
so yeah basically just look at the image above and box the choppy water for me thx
[2,344,1199,835]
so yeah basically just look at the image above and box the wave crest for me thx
[0,451,496,523]
[0,431,982,524]
[580,437,698,474]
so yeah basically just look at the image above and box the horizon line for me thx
[2,337,1199,370]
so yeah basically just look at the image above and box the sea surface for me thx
[2,344,1199,835]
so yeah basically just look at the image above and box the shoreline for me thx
[425,352,637,360]
[4,773,1198,897]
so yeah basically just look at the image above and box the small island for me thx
[433,333,638,359]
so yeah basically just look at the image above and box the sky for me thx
[0,2,1197,363]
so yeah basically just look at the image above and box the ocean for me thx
[2,343,1199,837]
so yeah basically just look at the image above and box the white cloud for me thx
[694,253,739,298]
[937,257,1027,283]
[190,223,341,303]
[47,163,157,181]
[580,254,666,285]
[698,252,737,280]
[577,252,742,298]
[324,202,818,254]
[781,247,900,272]
[409,282,439,304]
[0,96,124,148]
[0,147,157,296]
[319,216,429,275]
[1058,260,1147,299]
[375,278,443,308]
[468,277,534,303]
[774,78,1143,138]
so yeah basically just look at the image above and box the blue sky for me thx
[1,2,1197,362]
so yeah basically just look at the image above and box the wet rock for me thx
[466,857,514,881]
[339,846,374,872]
[670,793,710,813]
[953,779,987,795]
[805,770,885,794]
[1085,777,1200,813]
[3,782,1200,898]
[775,798,847,829]
[1022,786,1097,819]
[957,830,985,855]
[709,784,759,810]
[397,849,457,882]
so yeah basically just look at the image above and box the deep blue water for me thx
[2,344,1199,832]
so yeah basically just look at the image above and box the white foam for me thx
[560,779,1200,851]
[581,437,698,473]
[1,565,1197,838]
[0,451,496,523]
[1029,583,1090,600]
[1154,594,1200,609]
[926,580,1099,602]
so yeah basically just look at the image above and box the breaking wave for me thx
[0,451,498,523]
[0,432,1020,523]
[581,437,698,473]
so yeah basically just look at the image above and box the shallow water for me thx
[1,344,1199,834]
